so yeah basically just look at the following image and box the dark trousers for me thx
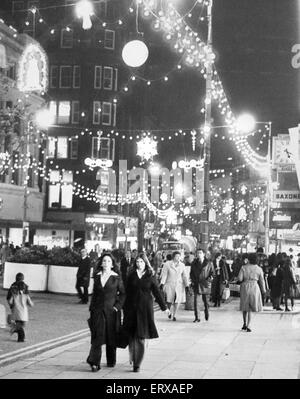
[14,321,25,342]
[285,296,294,309]
[76,280,88,303]
[273,296,281,309]
[194,293,209,320]
[87,343,116,367]
[129,337,145,368]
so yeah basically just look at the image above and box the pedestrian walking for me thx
[238,252,266,332]
[160,251,189,321]
[122,253,169,372]
[190,249,214,322]
[75,248,91,304]
[86,253,125,372]
[272,259,284,311]
[6,273,34,342]
[120,250,134,286]
[282,257,297,311]
[211,253,229,307]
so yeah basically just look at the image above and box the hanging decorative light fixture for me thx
[122,0,149,67]
[76,0,94,30]
[137,136,158,161]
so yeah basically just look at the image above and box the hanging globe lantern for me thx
[122,40,149,68]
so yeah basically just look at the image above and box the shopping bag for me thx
[222,287,230,301]
[116,325,129,349]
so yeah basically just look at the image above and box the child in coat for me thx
[6,273,34,342]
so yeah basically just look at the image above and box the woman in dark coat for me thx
[282,257,297,311]
[86,253,125,372]
[123,253,169,372]
[211,253,229,307]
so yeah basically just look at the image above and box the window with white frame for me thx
[92,137,111,159]
[61,28,73,48]
[113,103,117,127]
[12,1,24,13]
[70,137,78,159]
[48,170,73,209]
[114,68,118,91]
[102,102,112,125]
[93,101,101,125]
[57,137,68,158]
[103,67,113,90]
[59,66,72,88]
[50,66,58,88]
[48,137,56,158]
[104,30,115,50]
[57,101,71,124]
[73,65,80,88]
[61,170,73,208]
[94,66,102,89]
[71,101,80,124]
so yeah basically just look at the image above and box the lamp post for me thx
[265,121,272,255]
[201,0,213,251]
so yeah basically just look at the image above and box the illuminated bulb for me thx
[76,0,94,30]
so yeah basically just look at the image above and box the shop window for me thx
[104,30,115,50]
[103,67,113,90]
[60,66,72,88]
[73,65,81,88]
[94,66,102,89]
[102,102,112,125]
[50,66,58,88]
[61,28,73,48]
[93,101,101,125]
[57,137,68,159]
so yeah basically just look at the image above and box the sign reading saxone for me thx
[272,190,300,202]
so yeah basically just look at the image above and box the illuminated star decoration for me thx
[137,136,158,162]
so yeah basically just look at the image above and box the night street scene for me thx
[1,0,300,385]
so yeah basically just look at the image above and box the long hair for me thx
[133,252,153,277]
[95,252,119,275]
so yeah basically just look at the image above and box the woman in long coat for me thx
[123,253,169,372]
[211,253,229,307]
[282,257,297,311]
[86,253,125,372]
[238,252,266,332]
[160,251,189,321]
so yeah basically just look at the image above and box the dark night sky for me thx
[132,0,300,170]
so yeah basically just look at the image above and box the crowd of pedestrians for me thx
[2,239,300,373]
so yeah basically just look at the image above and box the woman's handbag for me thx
[222,287,230,301]
[116,325,129,349]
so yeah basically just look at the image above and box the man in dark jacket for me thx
[190,249,214,322]
[120,250,133,286]
[76,248,91,304]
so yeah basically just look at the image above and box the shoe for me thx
[285,308,291,312]
[213,304,217,307]
[241,324,247,331]
[193,318,200,323]
[17,339,25,342]
[204,310,209,321]
[276,307,283,311]
[133,366,140,372]
[107,363,115,368]
[246,328,251,332]
[173,316,176,321]
[87,360,100,372]
[168,314,172,319]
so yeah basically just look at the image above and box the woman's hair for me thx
[13,273,28,294]
[172,251,181,259]
[95,252,119,274]
[248,253,258,265]
[133,253,153,276]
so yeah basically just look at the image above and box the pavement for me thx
[0,287,300,379]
